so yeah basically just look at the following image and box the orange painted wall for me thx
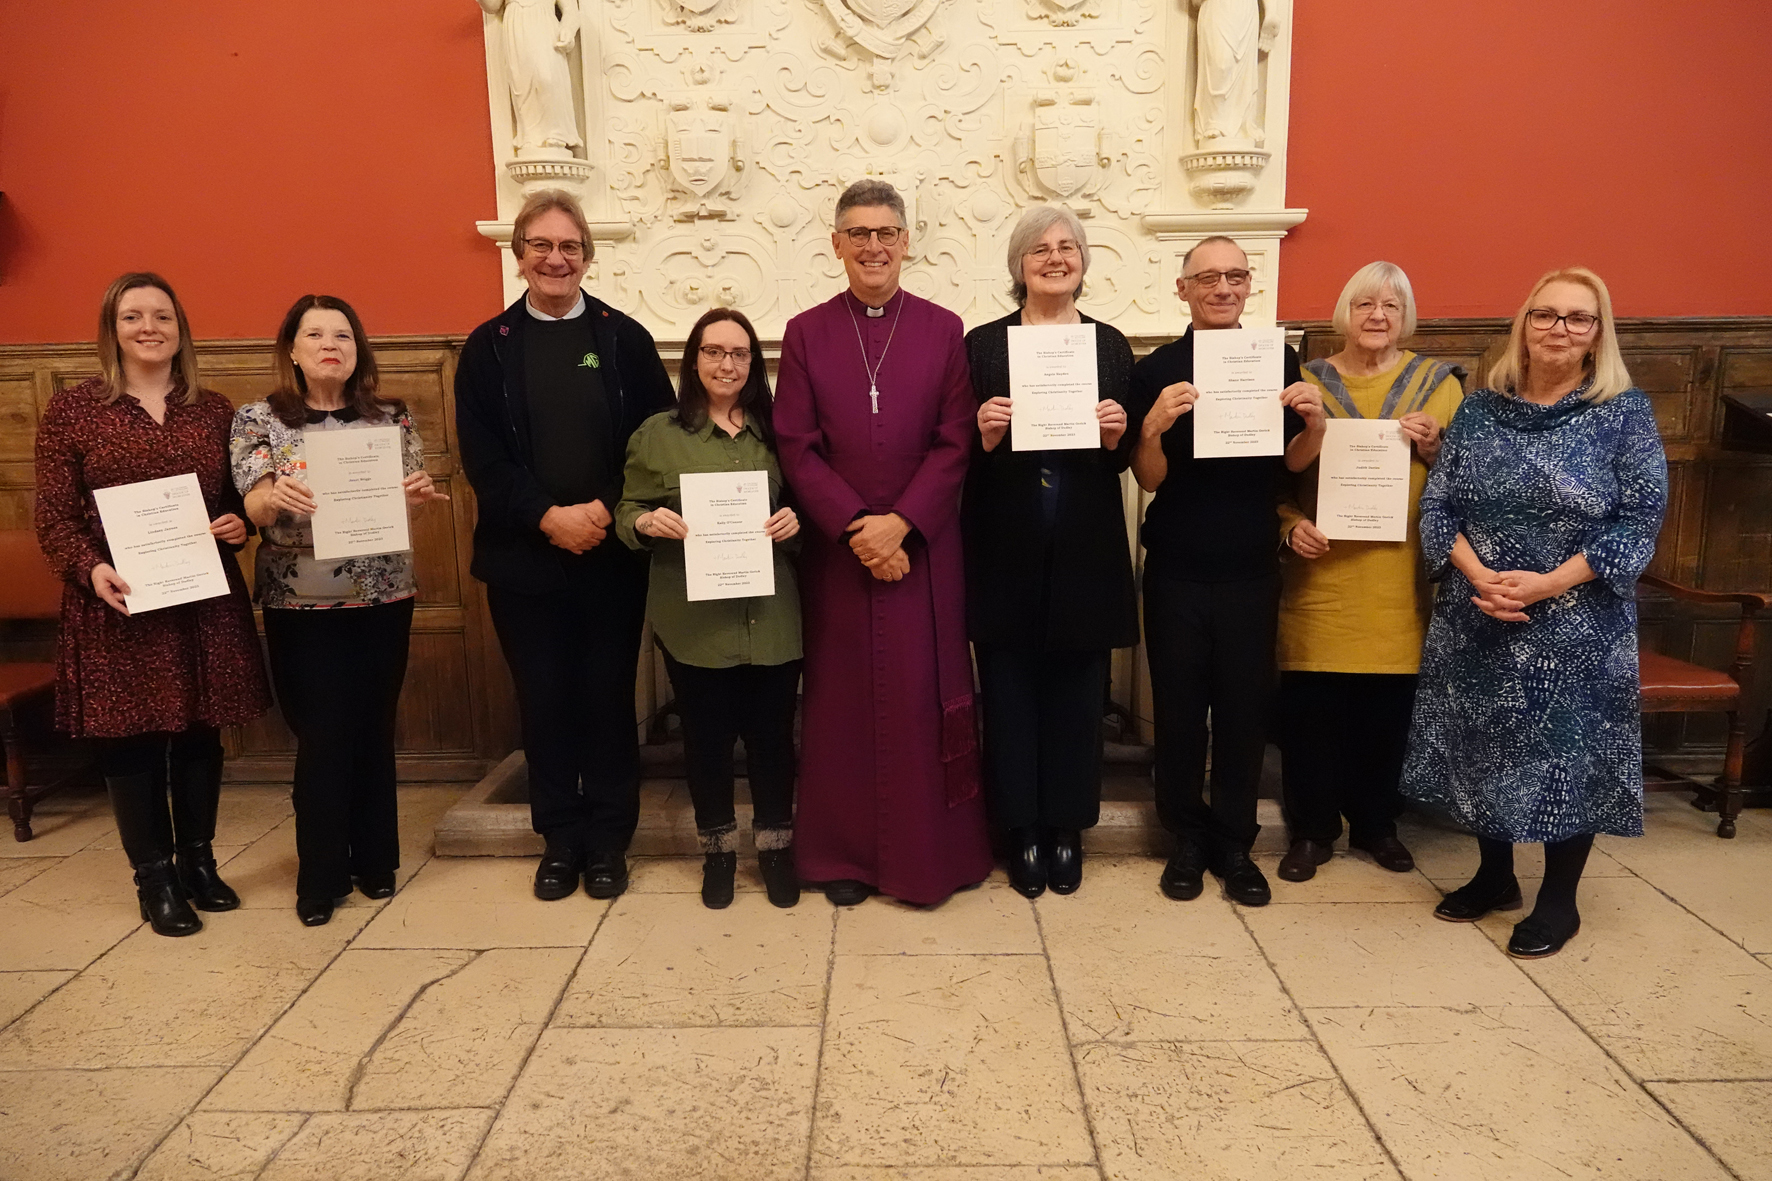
[1,2,1768,343]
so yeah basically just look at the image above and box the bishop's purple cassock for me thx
[774,288,993,904]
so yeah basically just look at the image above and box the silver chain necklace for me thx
[846,294,905,414]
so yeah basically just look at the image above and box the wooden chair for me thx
[0,530,67,841]
[1638,573,1770,838]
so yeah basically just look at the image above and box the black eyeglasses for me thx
[839,226,905,247]
[698,346,753,365]
[1527,308,1599,335]
[521,237,586,260]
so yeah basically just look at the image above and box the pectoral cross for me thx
[869,385,879,414]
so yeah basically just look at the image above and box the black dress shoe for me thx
[175,843,241,911]
[1046,828,1082,895]
[823,879,871,907]
[1351,834,1416,873]
[1277,839,1333,883]
[701,852,737,910]
[1159,844,1207,901]
[1008,826,1048,899]
[1214,850,1271,907]
[135,859,203,937]
[533,843,583,901]
[584,851,629,899]
[356,872,397,900]
[296,896,334,927]
[1433,877,1523,922]
[1507,915,1580,959]
[758,848,801,908]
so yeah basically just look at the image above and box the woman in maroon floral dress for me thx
[34,273,271,936]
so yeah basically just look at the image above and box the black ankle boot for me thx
[701,852,737,909]
[135,858,202,937]
[1008,826,1047,899]
[176,843,240,911]
[1046,828,1083,895]
[757,848,801,908]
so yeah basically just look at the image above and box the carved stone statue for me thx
[1190,0,1276,148]
[479,0,584,155]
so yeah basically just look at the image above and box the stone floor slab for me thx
[0,896,146,970]
[0,855,58,896]
[204,947,473,1111]
[836,882,1041,956]
[467,1026,819,1181]
[258,1108,494,1181]
[1244,901,1549,1009]
[1076,1040,1397,1181]
[1252,851,1442,903]
[0,1065,218,1181]
[353,946,579,1109]
[353,856,606,949]
[556,891,829,1027]
[136,1111,309,1181]
[0,799,114,858]
[813,953,1093,1167]
[1601,819,1772,954]
[1470,875,1772,1080]
[1309,1005,1731,1180]
[811,1170,1103,1180]
[0,907,369,1069]
[1647,1080,1772,1181]
[1037,857,1303,1042]
[0,968,73,1027]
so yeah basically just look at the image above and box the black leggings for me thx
[661,651,800,849]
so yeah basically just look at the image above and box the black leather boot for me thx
[1046,828,1083,895]
[169,736,240,911]
[135,857,202,937]
[1008,826,1048,899]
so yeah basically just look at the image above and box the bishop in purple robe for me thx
[774,180,993,906]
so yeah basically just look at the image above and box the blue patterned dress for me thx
[1402,383,1668,841]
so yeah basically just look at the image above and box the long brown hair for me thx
[676,308,773,442]
[268,295,403,428]
[95,272,204,406]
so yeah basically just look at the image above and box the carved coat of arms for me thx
[1031,93,1105,200]
[821,0,943,59]
[666,98,736,202]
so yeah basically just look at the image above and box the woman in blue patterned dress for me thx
[1403,267,1666,959]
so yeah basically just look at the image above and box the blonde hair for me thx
[1331,261,1417,341]
[1005,205,1090,304]
[1487,266,1631,404]
[511,189,595,261]
[95,273,203,406]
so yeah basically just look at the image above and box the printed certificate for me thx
[1315,418,1411,541]
[92,473,229,613]
[1008,323,1099,451]
[1191,327,1286,458]
[679,470,775,602]
[303,426,410,561]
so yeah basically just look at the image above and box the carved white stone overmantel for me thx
[472,0,1306,341]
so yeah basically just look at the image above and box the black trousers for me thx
[976,644,1108,831]
[1143,572,1280,854]
[661,651,800,840]
[264,598,413,900]
[488,568,646,851]
[1279,671,1415,845]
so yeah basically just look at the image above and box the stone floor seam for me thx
[342,949,484,1111]
[1230,903,1410,1181]
[1031,897,1108,1179]
[800,904,842,1181]
[242,1110,314,1181]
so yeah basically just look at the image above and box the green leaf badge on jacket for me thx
[579,352,601,369]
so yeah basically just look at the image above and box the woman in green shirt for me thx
[618,309,803,910]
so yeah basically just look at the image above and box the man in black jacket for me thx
[456,189,675,901]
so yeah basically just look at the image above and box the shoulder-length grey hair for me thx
[1006,205,1090,305]
[1330,261,1418,341]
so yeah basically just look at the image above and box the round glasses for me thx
[1527,308,1599,335]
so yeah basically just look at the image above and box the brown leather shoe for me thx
[1277,839,1333,882]
[1351,835,1415,873]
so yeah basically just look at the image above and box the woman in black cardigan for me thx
[965,205,1139,899]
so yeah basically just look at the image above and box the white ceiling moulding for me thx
[472,0,1307,338]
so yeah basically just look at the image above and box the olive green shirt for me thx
[617,410,802,669]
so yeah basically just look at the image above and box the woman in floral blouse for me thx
[231,295,447,926]
[35,273,270,937]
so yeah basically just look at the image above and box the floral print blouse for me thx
[230,400,423,609]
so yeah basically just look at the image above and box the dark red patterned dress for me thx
[34,378,271,737]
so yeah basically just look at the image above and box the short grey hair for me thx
[1006,205,1091,305]
[835,179,906,228]
[1330,261,1418,341]
[1181,234,1245,274]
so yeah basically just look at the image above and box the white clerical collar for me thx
[526,293,587,321]
[848,289,900,318]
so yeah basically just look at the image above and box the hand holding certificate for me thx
[679,471,775,602]
[1315,418,1411,541]
[1191,327,1286,458]
[303,426,410,561]
[1008,323,1099,451]
[92,473,230,614]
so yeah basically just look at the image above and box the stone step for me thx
[435,748,1287,859]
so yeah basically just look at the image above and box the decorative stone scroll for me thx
[472,0,1307,339]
